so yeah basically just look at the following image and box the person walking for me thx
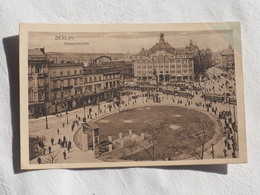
[58,138,61,145]
[57,129,60,135]
[62,123,65,128]
[71,123,74,132]
[67,142,71,152]
[48,146,52,154]
[37,157,41,164]
[51,137,54,145]
[63,151,66,160]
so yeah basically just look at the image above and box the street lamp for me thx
[45,105,48,129]
[83,101,86,119]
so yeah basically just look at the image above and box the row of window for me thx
[28,65,48,74]
[84,74,119,83]
[135,59,193,63]
[136,54,194,60]
[136,64,193,69]
[52,78,83,88]
[51,81,119,100]
[52,70,83,77]
[28,90,45,102]
[137,69,193,75]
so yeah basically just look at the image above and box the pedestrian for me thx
[48,146,52,154]
[57,129,60,135]
[223,148,227,157]
[67,142,71,152]
[63,151,66,160]
[43,147,46,155]
[51,137,54,145]
[68,141,72,148]
[58,138,61,145]
[37,157,41,164]
[232,151,236,158]
[62,123,65,128]
[63,136,66,142]
[227,142,231,150]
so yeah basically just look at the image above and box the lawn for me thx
[94,106,218,161]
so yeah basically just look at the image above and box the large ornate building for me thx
[133,33,212,82]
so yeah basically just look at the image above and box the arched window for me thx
[53,71,56,77]
[164,55,170,63]
[152,56,157,61]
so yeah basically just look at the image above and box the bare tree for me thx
[190,116,214,159]
[45,151,60,164]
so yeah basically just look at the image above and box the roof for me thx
[136,36,202,57]
[84,121,99,130]
[221,45,234,56]
[136,33,175,56]
[28,48,47,61]
[221,49,234,56]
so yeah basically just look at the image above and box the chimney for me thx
[40,47,45,54]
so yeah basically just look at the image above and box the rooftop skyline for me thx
[29,30,234,54]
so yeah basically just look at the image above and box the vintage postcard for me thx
[19,22,247,169]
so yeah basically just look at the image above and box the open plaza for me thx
[28,33,238,164]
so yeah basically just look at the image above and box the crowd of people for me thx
[36,121,76,164]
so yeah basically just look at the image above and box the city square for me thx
[27,30,238,165]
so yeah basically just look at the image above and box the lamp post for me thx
[83,101,86,118]
[119,91,121,113]
[45,104,48,129]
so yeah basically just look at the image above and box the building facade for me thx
[48,60,84,114]
[28,49,121,118]
[221,44,235,68]
[134,34,196,82]
[134,34,212,82]
[83,58,121,106]
[28,48,49,118]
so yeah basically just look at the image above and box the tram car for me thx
[176,91,194,98]
[203,93,225,103]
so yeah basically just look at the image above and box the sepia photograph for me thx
[19,22,247,169]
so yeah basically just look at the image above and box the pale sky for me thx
[28,30,233,54]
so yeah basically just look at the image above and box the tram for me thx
[203,93,225,102]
